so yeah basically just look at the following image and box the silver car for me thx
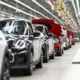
[0,31,9,80]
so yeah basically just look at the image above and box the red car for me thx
[71,32,75,45]
[54,36,64,56]
[72,38,75,45]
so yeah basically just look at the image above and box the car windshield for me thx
[0,20,25,35]
[35,26,43,32]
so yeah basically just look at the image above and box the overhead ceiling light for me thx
[14,0,49,18]
[1,11,30,21]
[76,0,79,14]
[71,0,79,25]
[0,1,38,19]
[46,0,54,10]
[32,0,63,24]
[56,10,60,16]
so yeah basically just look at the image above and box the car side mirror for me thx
[29,35,34,40]
[33,32,40,37]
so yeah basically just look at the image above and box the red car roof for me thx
[32,18,62,36]
[32,18,54,24]
[32,18,55,29]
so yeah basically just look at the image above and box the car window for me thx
[25,28,28,35]
[12,21,25,35]
[0,20,26,35]
[35,26,43,33]
[0,20,12,31]
[44,28,48,36]
[26,24,32,35]
[27,22,33,33]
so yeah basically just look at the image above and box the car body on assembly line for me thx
[34,25,55,63]
[54,36,64,56]
[0,31,9,80]
[74,36,80,42]
[0,19,43,76]
[63,37,70,50]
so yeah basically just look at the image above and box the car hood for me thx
[4,34,21,41]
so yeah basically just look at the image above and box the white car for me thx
[34,25,55,62]
[74,37,80,42]
[0,19,44,76]
[63,37,70,49]
[0,31,9,80]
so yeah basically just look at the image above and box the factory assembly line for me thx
[0,0,80,80]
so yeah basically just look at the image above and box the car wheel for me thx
[69,45,72,48]
[56,49,62,56]
[50,50,55,59]
[64,45,68,50]
[36,55,43,68]
[43,46,49,63]
[62,49,64,54]
[23,52,33,76]
[2,57,10,80]
[64,47,67,50]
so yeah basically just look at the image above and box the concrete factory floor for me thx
[11,42,80,80]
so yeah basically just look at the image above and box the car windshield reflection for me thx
[0,20,25,35]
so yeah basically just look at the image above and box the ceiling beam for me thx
[0,1,39,19]
[14,0,49,19]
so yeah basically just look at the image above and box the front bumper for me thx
[54,43,61,53]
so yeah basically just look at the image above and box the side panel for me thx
[48,38,54,55]
[0,31,8,80]
[33,38,41,62]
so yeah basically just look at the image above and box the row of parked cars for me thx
[0,18,77,80]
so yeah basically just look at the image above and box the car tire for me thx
[43,46,49,63]
[69,45,72,48]
[62,49,64,54]
[43,53,49,63]
[56,49,62,56]
[23,52,33,76]
[64,47,67,50]
[1,57,10,80]
[50,50,55,59]
[36,55,43,68]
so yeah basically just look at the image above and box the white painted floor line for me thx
[72,48,80,62]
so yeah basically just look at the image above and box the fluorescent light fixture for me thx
[1,11,30,21]
[56,10,60,16]
[32,0,63,24]
[0,1,38,18]
[71,0,79,26]
[14,0,49,18]
[72,0,77,15]
[76,0,79,13]
[46,0,53,10]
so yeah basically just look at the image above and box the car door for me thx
[44,28,53,55]
[28,23,41,62]
[48,36,54,55]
